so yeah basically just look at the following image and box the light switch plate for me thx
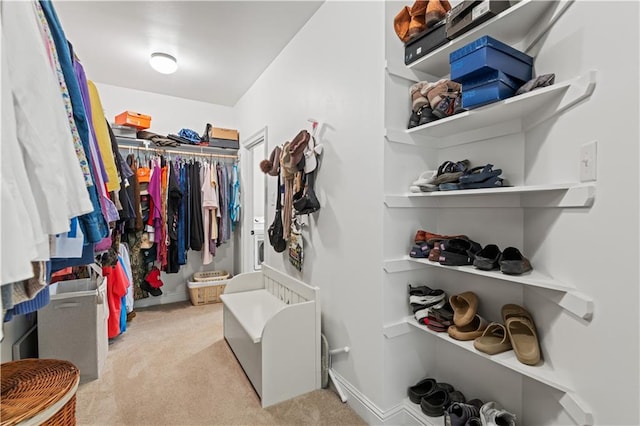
[580,141,597,182]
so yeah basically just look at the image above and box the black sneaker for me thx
[408,110,420,129]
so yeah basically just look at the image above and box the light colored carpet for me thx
[76,301,365,426]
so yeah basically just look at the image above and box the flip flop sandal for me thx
[447,314,489,341]
[412,170,438,186]
[458,176,504,190]
[473,322,513,355]
[505,316,541,365]
[439,182,460,191]
[433,171,464,185]
[458,164,502,184]
[449,292,479,327]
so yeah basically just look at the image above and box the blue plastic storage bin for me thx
[450,36,533,83]
[462,70,520,109]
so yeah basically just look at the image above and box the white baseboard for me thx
[133,292,189,309]
[330,371,425,426]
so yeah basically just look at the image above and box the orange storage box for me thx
[114,111,152,130]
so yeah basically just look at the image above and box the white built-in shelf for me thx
[384,317,593,425]
[387,316,570,391]
[116,137,238,156]
[385,71,596,148]
[406,0,555,77]
[383,256,593,320]
[384,183,596,209]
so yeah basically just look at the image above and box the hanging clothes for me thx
[166,162,183,273]
[102,261,128,339]
[177,162,187,265]
[230,162,240,231]
[39,0,109,243]
[73,57,120,232]
[189,162,204,250]
[201,163,217,265]
[34,1,93,188]
[87,81,120,192]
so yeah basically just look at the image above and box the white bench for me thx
[220,264,321,407]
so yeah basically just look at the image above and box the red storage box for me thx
[114,111,152,130]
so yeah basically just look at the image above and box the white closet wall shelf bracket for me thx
[406,0,556,76]
[523,0,576,55]
[384,183,596,209]
[522,70,597,133]
[383,257,594,320]
[385,60,435,83]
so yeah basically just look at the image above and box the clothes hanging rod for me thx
[116,137,239,159]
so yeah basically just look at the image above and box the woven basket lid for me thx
[1,359,79,426]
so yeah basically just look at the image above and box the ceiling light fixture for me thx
[149,52,178,74]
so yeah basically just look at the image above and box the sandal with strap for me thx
[473,322,513,355]
[459,164,502,184]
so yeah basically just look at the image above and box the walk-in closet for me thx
[1,1,638,425]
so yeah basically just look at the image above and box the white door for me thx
[241,128,267,273]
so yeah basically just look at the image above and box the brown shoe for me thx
[450,291,479,327]
[407,1,429,40]
[425,80,462,110]
[425,0,452,28]
[394,6,411,43]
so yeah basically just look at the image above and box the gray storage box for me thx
[38,275,108,383]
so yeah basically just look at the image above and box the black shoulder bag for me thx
[268,172,287,253]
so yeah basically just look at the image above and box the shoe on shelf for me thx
[410,81,430,112]
[420,383,459,417]
[446,400,482,426]
[449,291,478,327]
[425,0,452,28]
[499,247,532,275]
[473,322,513,355]
[502,304,541,365]
[473,244,502,271]
[408,377,436,404]
[448,314,488,341]
[479,401,517,426]
[417,104,440,126]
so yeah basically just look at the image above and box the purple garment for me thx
[148,163,163,241]
[73,59,119,224]
[220,164,230,242]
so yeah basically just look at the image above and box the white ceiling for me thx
[55,1,323,106]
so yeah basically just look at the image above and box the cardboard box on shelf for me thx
[114,111,152,130]
[446,0,512,40]
[211,127,239,141]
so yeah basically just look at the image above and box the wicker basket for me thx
[192,270,229,282]
[1,359,80,426]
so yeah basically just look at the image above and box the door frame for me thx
[240,126,268,274]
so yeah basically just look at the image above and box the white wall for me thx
[95,82,238,306]
[520,2,639,424]
[234,0,387,415]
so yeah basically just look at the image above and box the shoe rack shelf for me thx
[405,0,556,77]
[383,317,593,425]
[383,257,593,321]
[385,71,596,149]
[384,182,596,209]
